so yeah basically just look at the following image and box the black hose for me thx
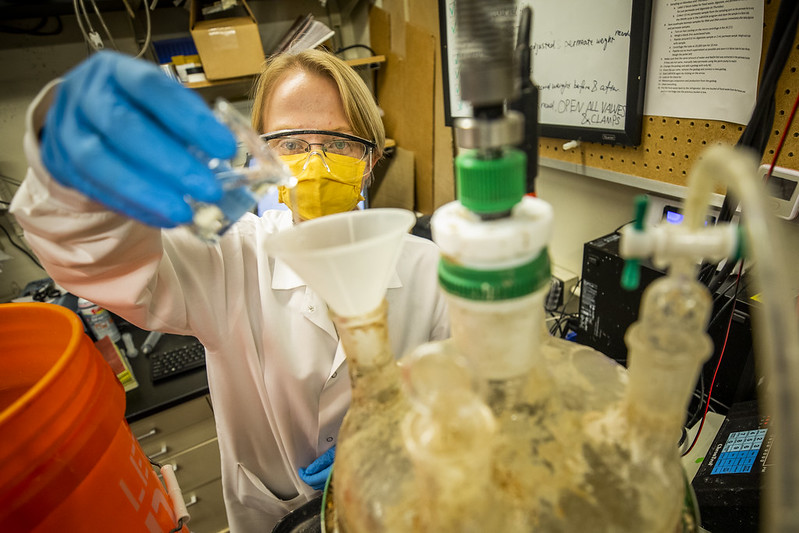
[719,2,799,223]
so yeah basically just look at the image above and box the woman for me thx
[11,49,449,532]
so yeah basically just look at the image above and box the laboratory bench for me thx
[121,324,209,423]
[116,321,229,533]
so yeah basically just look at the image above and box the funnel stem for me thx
[332,300,401,404]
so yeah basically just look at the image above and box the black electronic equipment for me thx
[575,231,758,414]
[575,231,664,365]
[688,279,759,417]
[692,401,771,532]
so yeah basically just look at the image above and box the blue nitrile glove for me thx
[40,50,237,228]
[298,446,335,491]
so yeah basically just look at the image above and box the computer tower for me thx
[576,231,758,415]
[576,231,665,365]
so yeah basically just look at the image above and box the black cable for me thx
[549,314,574,337]
[697,261,717,287]
[0,219,44,270]
[708,395,730,413]
[612,219,634,234]
[548,312,564,336]
[718,1,799,223]
[687,269,748,428]
[686,371,706,428]
[707,258,740,295]
[738,1,799,153]
[711,272,745,309]
[709,5,799,287]
[679,425,688,448]
[550,279,581,338]
[335,44,377,57]
[707,274,748,332]
[551,313,579,338]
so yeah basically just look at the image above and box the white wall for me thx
[537,164,641,277]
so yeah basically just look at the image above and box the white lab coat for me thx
[10,84,450,532]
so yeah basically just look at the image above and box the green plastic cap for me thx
[438,250,551,301]
[455,149,526,214]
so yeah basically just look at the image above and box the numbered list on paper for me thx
[644,0,763,124]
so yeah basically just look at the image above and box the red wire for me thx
[766,89,799,179]
[684,89,799,456]
[682,262,744,457]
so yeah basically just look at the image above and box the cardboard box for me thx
[190,0,265,80]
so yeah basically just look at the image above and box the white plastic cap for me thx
[431,196,553,269]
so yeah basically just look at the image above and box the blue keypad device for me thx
[710,429,768,475]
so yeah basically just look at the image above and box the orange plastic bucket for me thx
[0,302,186,533]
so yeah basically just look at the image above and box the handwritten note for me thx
[443,0,633,133]
[533,0,632,132]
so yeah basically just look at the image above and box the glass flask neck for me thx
[446,286,549,382]
[623,275,713,449]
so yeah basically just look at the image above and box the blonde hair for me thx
[251,49,385,158]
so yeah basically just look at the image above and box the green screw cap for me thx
[455,148,526,214]
[438,250,551,301]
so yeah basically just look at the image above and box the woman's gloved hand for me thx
[40,50,237,228]
[298,446,335,491]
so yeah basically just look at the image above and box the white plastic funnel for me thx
[265,208,416,317]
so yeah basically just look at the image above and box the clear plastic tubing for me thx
[682,145,799,533]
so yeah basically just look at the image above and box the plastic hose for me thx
[683,145,799,533]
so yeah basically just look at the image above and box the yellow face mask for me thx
[278,153,366,221]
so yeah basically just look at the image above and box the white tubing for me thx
[161,464,190,526]
[683,145,799,533]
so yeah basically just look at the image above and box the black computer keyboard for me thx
[150,342,206,383]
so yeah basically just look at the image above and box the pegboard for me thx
[539,0,799,188]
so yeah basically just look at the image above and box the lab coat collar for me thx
[271,257,308,290]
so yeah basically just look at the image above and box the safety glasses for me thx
[259,129,376,166]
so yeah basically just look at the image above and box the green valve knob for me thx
[621,195,649,291]
[734,225,746,261]
[621,259,641,291]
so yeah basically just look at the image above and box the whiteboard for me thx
[439,0,652,145]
